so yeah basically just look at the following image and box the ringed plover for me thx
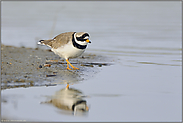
[38,32,91,70]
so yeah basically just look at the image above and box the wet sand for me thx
[1,45,112,90]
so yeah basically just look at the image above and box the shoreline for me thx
[1,44,111,90]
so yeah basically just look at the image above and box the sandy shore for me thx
[1,45,111,90]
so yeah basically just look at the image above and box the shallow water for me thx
[1,1,182,122]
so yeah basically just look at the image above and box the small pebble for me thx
[39,65,42,68]
[46,75,56,77]
[53,72,57,74]
[44,64,51,67]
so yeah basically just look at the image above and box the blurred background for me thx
[2,1,181,52]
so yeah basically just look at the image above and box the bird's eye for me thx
[76,33,90,41]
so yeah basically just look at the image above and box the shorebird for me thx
[38,32,91,70]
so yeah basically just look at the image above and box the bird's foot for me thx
[66,67,72,70]
[72,66,79,70]
[66,66,79,70]
[66,59,79,70]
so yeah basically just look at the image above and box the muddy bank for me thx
[1,45,112,90]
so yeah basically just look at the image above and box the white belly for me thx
[51,42,85,59]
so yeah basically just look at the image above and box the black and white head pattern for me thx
[72,32,91,49]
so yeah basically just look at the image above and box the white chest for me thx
[51,42,85,59]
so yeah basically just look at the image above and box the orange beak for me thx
[86,39,91,43]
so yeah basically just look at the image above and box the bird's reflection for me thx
[45,84,89,116]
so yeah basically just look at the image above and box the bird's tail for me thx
[38,39,53,47]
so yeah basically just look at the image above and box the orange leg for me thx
[66,59,79,70]
[66,60,72,70]
[66,84,69,89]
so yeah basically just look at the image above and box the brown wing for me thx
[39,32,75,49]
[51,32,75,49]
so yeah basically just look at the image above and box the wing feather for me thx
[38,32,75,49]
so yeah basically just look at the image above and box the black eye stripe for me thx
[76,37,87,41]
[76,33,90,42]
[82,33,89,38]
[78,33,89,39]
[75,33,90,42]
